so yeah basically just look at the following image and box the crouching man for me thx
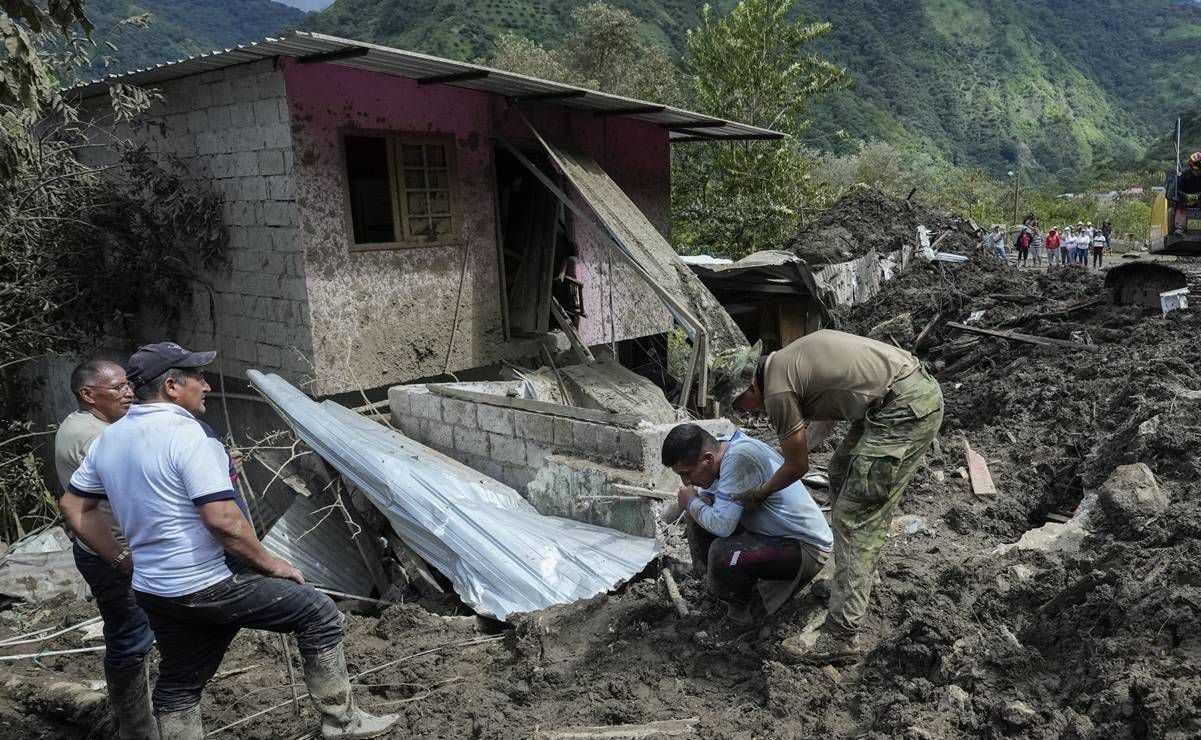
[661,423,833,625]
[66,342,398,739]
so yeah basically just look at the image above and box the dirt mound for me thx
[787,187,979,265]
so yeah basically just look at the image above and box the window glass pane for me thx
[407,192,428,216]
[404,169,426,189]
[432,217,452,238]
[344,136,394,244]
[407,218,433,239]
[401,145,424,167]
[428,168,449,189]
[426,145,447,166]
[429,191,450,215]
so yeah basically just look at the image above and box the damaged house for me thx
[37,33,787,613]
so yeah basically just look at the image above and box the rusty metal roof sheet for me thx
[64,32,783,142]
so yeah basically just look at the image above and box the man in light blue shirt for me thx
[662,423,832,624]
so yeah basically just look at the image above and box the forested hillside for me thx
[300,0,1201,175]
[84,0,305,75]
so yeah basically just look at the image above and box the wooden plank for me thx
[945,322,1100,351]
[550,297,596,364]
[427,384,640,428]
[610,484,675,502]
[539,718,699,739]
[962,439,997,497]
[661,570,689,618]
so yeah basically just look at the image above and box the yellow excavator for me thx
[1105,119,1197,307]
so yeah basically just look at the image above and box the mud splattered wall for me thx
[284,60,504,396]
[284,60,675,395]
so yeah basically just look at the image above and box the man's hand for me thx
[264,556,305,585]
[733,484,772,510]
[676,485,698,510]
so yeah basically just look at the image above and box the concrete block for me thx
[257,72,286,99]
[571,421,602,455]
[488,433,526,466]
[262,123,292,150]
[388,387,413,423]
[265,175,295,201]
[209,80,233,106]
[425,421,453,450]
[408,391,440,421]
[552,417,574,448]
[208,105,232,131]
[453,425,489,456]
[276,98,291,125]
[269,226,298,252]
[232,77,258,102]
[442,398,477,428]
[257,343,281,368]
[231,102,255,128]
[258,150,286,176]
[253,98,279,126]
[264,201,295,227]
[240,176,267,201]
[502,465,534,492]
[477,405,514,436]
[514,411,554,445]
[526,443,550,468]
[191,84,212,109]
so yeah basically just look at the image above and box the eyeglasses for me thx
[86,382,132,393]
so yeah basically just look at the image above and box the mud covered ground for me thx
[4,252,1201,739]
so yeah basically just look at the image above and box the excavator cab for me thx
[1150,179,1201,256]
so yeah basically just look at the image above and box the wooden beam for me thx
[945,322,1101,351]
[514,90,587,102]
[539,717,699,739]
[962,439,997,498]
[427,384,642,428]
[417,69,489,85]
[594,105,665,117]
[609,484,674,502]
[550,297,596,365]
[298,46,369,65]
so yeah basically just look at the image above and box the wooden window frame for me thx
[341,130,463,252]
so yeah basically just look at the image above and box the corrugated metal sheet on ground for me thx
[261,490,374,597]
[531,135,748,353]
[248,371,659,620]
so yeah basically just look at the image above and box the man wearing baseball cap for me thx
[710,330,943,663]
[67,342,398,739]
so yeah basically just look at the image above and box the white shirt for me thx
[69,403,237,597]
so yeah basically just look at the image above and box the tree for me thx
[1,3,226,541]
[487,2,682,105]
[672,0,845,258]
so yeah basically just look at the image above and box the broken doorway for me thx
[493,145,582,336]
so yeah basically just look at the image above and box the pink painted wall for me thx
[283,60,673,394]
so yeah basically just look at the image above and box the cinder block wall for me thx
[79,59,313,384]
[388,381,733,536]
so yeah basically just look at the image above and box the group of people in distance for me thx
[983,215,1110,269]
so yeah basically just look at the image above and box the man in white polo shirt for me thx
[68,342,397,739]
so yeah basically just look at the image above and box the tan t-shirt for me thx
[763,329,920,439]
[54,410,127,554]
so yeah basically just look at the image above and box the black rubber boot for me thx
[105,660,160,740]
[155,703,203,740]
[302,643,399,739]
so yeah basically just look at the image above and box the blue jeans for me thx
[134,571,344,712]
[73,542,155,670]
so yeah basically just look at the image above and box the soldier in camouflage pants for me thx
[822,366,943,644]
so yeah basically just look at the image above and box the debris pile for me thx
[787,188,979,265]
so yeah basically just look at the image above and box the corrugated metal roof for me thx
[262,488,376,596]
[64,31,783,142]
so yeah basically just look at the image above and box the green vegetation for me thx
[2,1,228,540]
[303,0,1201,178]
[82,0,304,76]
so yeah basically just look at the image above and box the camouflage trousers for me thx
[824,366,943,637]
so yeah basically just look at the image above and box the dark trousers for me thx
[73,542,155,670]
[687,521,827,606]
[1092,247,1103,267]
[134,572,343,712]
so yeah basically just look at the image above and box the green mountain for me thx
[300,0,1201,176]
[84,0,305,75]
